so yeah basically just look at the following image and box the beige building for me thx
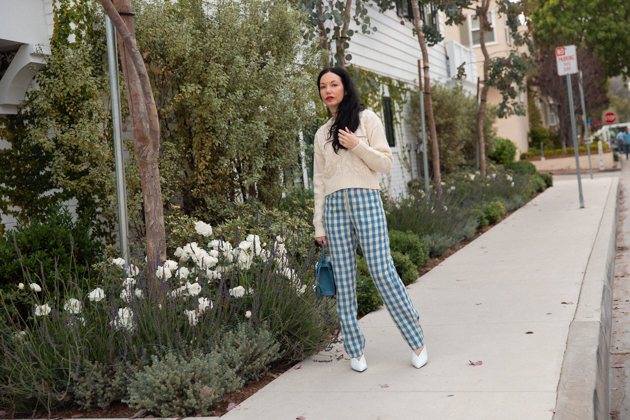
[442,2,530,158]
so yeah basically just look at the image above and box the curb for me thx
[554,177,620,419]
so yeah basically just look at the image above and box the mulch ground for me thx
[4,205,521,419]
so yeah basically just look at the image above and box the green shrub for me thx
[468,208,489,229]
[388,230,429,268]
[356,257,383,316]
[484,201,506,224]
[529,173,547,193]
[124,348,244,416]
[539,173,553,188]
[0,205,103,292]
[489,137,517,165]
[391,251,418,286]
[504,161,537,175]
[521,151,537,160]
[614,151,619,162]
[73,361,129,411]
[212,322,282,383]
[422,233,458,258]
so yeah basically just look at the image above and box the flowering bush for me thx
[0,219,336,414]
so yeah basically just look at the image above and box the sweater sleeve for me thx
[312,134,326,238]
[350,111,393,173]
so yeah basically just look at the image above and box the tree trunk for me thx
[476,1,491,177]
[337,0,353,68]
[411,1,441,196]
[316,2,329,52]
[101,0,166,284]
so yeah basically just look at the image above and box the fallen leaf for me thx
[549,408,558,413]
[200,385,214,400]
[227,402,237,412]
[611,410,621,415]
[380,384,389,388]
[612,388,619,390]
[296,417,306,420]
[469,360,482,366]
[196,415,202,418]
[142,52,149,59]
[273,374,280,378]
[447,394,454,397]
[561,302,574,305]
[611,364,626,368]
[547,313,552,315]
[294,364,302,370]
[525,331,534,334]
[475,303,482,305]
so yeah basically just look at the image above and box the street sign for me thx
[604,112,617,124]
[556,45,578,76]
[587,119,593,124]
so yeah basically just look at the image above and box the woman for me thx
[313,67,427,373]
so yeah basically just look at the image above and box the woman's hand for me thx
[316,236,328,248]
[338,127,360,149]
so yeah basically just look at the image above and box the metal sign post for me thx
[106,16,130,265]
[577,71,593,179]
[418,60,429,196]
[556,45,584,209]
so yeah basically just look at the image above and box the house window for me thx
[505,20,511,45]
[469,12,496,47]
[395,1,438,29]
[382,96,396,147]
[548,106,558,126]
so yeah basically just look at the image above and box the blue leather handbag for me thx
[315,244,336,299]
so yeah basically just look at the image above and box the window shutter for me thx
[382,96,396,147]
[460,18,470,47]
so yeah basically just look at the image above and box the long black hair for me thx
[317,67,365,154]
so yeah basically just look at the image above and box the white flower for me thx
[177,266,190,280]
[206,269,221,280]
[14,330,26,341]
[469,174,476,181]
[229,286,246,298]
[492,173,496,178]
[198,297,213,313]
[506,174,513,181]
[126,264,139,277]
[245,310,252,319]
[238,241,252,251]
[164,260,178,271]
[220,242,233,261]
[34,303,51,316]
[208,240,220,249]
[443,206,448,211]
[88,288,105,302]
[276,235,285,244]
[112,258,125,268]
[187,282,202,296]
[17,283,24,290]
[184,309,199,326]
[135,288,143,299]
[156,265,172,280]
[511,182,515,187]
[236,250,253,269]
[246,235,262,255]
[247,288,254,295]
[111,307,134,331]
[170,285,187,298]
[174,247,184,258]
[120,289,132,303]
[475,171,480,175]
[29,283,42,292]
[209,249,220,258]
[296,284,307,295]
[282,267,295,280]
[194,221,213,237]
[450,186,455,191]
[440,182,445,186]
[64,298,82,314]
[275,243,287,258]
[76,316,86,326]
[198,254,218,269]
[123,277,136,288]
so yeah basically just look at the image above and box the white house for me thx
[345,2,477,196]
[0,0,477,229]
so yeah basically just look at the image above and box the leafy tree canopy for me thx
[528,0,630,78]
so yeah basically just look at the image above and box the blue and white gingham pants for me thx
[324,188,424,358]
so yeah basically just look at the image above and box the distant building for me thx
[442,0,530,158]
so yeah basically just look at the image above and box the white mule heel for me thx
[412,346,428,369]
[351,355,367,372]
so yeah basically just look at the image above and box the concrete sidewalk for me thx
[224,173,620,420]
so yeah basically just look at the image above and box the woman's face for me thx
[319,72,345,113]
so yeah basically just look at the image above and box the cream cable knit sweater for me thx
[313,109,393,237]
